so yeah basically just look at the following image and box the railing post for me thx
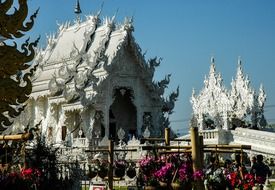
[191,127,205,190]
[108,140,114,190]
[165,127,170,146]
[199,135,204,169]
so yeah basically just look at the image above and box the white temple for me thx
[11,10,179,147]
[191,57,266,131]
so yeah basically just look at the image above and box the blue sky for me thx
[23,0,275,133]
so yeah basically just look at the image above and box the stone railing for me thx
[199,128,231,145]
[199,128,275,157]
[89,137,102,147]
[72,137,102,148]
[231,128,275,157]
[72,137,88,148]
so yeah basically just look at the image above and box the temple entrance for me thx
[109,87,137,142]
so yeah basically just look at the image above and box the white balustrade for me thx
[72,137,87,147]
[231,128,275,157]
[199,129,228,145]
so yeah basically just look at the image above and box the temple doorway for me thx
[109,87,137,141]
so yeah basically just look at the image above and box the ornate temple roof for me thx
[30,11,177,114]
[31,12,141,100]
[191,57,231,118]
[191,57,266,128]
[230,58,255,118]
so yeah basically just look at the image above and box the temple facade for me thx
[12,11,179,147]
[191,57,266,131]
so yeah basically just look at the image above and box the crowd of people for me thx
[204,153,272,190]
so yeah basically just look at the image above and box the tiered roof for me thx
[30,11,178,116]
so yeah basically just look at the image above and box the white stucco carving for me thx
[191,57,266,130]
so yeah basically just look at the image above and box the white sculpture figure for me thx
[143,126,151,138]
[117,127,126,145]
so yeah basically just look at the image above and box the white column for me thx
[198,113,204,130]
[46,103,57,144]
[80,109,93,137]
[55,107,65,144]
[34,98,44,125]
[223,113,229,130]
[87,109,96,140]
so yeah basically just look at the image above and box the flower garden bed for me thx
[137,152,272,190]
[138,153,203,189]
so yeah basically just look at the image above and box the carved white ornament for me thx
[191,57,266,130]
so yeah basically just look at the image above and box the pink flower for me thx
[193,170,204,181]
[178,162,192,182]
[154,163,174,182]
[21,168,33,177]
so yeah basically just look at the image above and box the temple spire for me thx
[238,56,242,65]
[211,56,215,64]
[74,0,82,22]
[236,56,244,79]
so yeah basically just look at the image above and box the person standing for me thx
[250,156,256,167]
[251,154,271,184]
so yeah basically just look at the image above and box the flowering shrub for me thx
[178,161,193,184]
[205,168,226,190]
[139,156,158,178]
[138,156,161,186]
[227,171,258,190]
[193,169,204,181]
[154,162,174,183]
[138,153,202,187]
[204,165,260,190]
[173,153,203,186]
[0,167,42,190]
[21,167,42,187]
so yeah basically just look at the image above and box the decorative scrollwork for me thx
[0,0,38,39]
[162,86,179,114]
[147,57,162,78]
[48,75,64,96]
[63,85,80,103]
[123,17,134,32]
[0,1,38,131]
[0,37,39,77]
[157,74,171,96]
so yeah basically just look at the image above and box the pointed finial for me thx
[74,0,82,15]
[211,56,215,64]
[238,56,242,65]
